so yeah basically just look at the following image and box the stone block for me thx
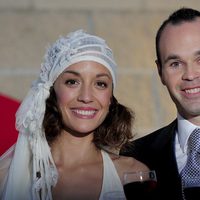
[0,0,30,9]
[33,0,142,11]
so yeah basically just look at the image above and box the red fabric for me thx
[0,94,20,156]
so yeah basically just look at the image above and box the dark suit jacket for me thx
[121,120,185,200]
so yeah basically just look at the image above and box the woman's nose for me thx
[77,85,93,103]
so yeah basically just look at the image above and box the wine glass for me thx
[123,170,157,200]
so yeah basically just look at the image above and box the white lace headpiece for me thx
[2,29,117,200]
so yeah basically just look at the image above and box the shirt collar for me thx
[177,113,197,153]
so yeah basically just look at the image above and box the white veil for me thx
[0,134,32,200]
[0,145,15,198]
[0,29,117,200]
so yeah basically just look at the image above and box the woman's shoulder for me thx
[109,153,149,181]
[115,155,149,172]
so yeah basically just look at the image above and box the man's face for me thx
[157,18,200,124]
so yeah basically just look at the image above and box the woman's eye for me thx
[96,81,108,88]
[65,79,78,85]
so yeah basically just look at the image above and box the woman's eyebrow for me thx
[96,73,111,79]
[63,70,80,76]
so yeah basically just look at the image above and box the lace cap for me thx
[41,29,117,87]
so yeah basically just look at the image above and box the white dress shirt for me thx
[175,113,199,173]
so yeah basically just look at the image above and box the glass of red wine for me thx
[123,170,157,200]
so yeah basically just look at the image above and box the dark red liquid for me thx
[183,187,200,200]
[123,180,157,200]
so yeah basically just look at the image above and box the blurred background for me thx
[1,0,200,142]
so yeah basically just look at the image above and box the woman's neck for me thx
[50,131,100,167]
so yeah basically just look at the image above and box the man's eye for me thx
[196,57,200,64]
[170,62,180,68]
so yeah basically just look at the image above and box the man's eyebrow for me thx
[164,50,200,64]
[164,54,180,64]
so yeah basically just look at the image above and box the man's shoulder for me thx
[120,119,177,156]
[134,119,177,144]
[148,119,177,137]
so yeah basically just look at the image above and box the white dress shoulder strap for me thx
[99,150,126,200]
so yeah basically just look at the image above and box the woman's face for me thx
[54,61,113,136]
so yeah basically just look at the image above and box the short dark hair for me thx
[156,7,200,67]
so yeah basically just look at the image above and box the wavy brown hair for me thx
[43,87,135,150]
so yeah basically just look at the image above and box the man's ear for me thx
[155,59,165,85]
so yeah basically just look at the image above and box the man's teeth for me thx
[185,88,200,94]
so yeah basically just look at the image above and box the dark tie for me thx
[181,128,200,188]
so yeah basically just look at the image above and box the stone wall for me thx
[1,0,199,138]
